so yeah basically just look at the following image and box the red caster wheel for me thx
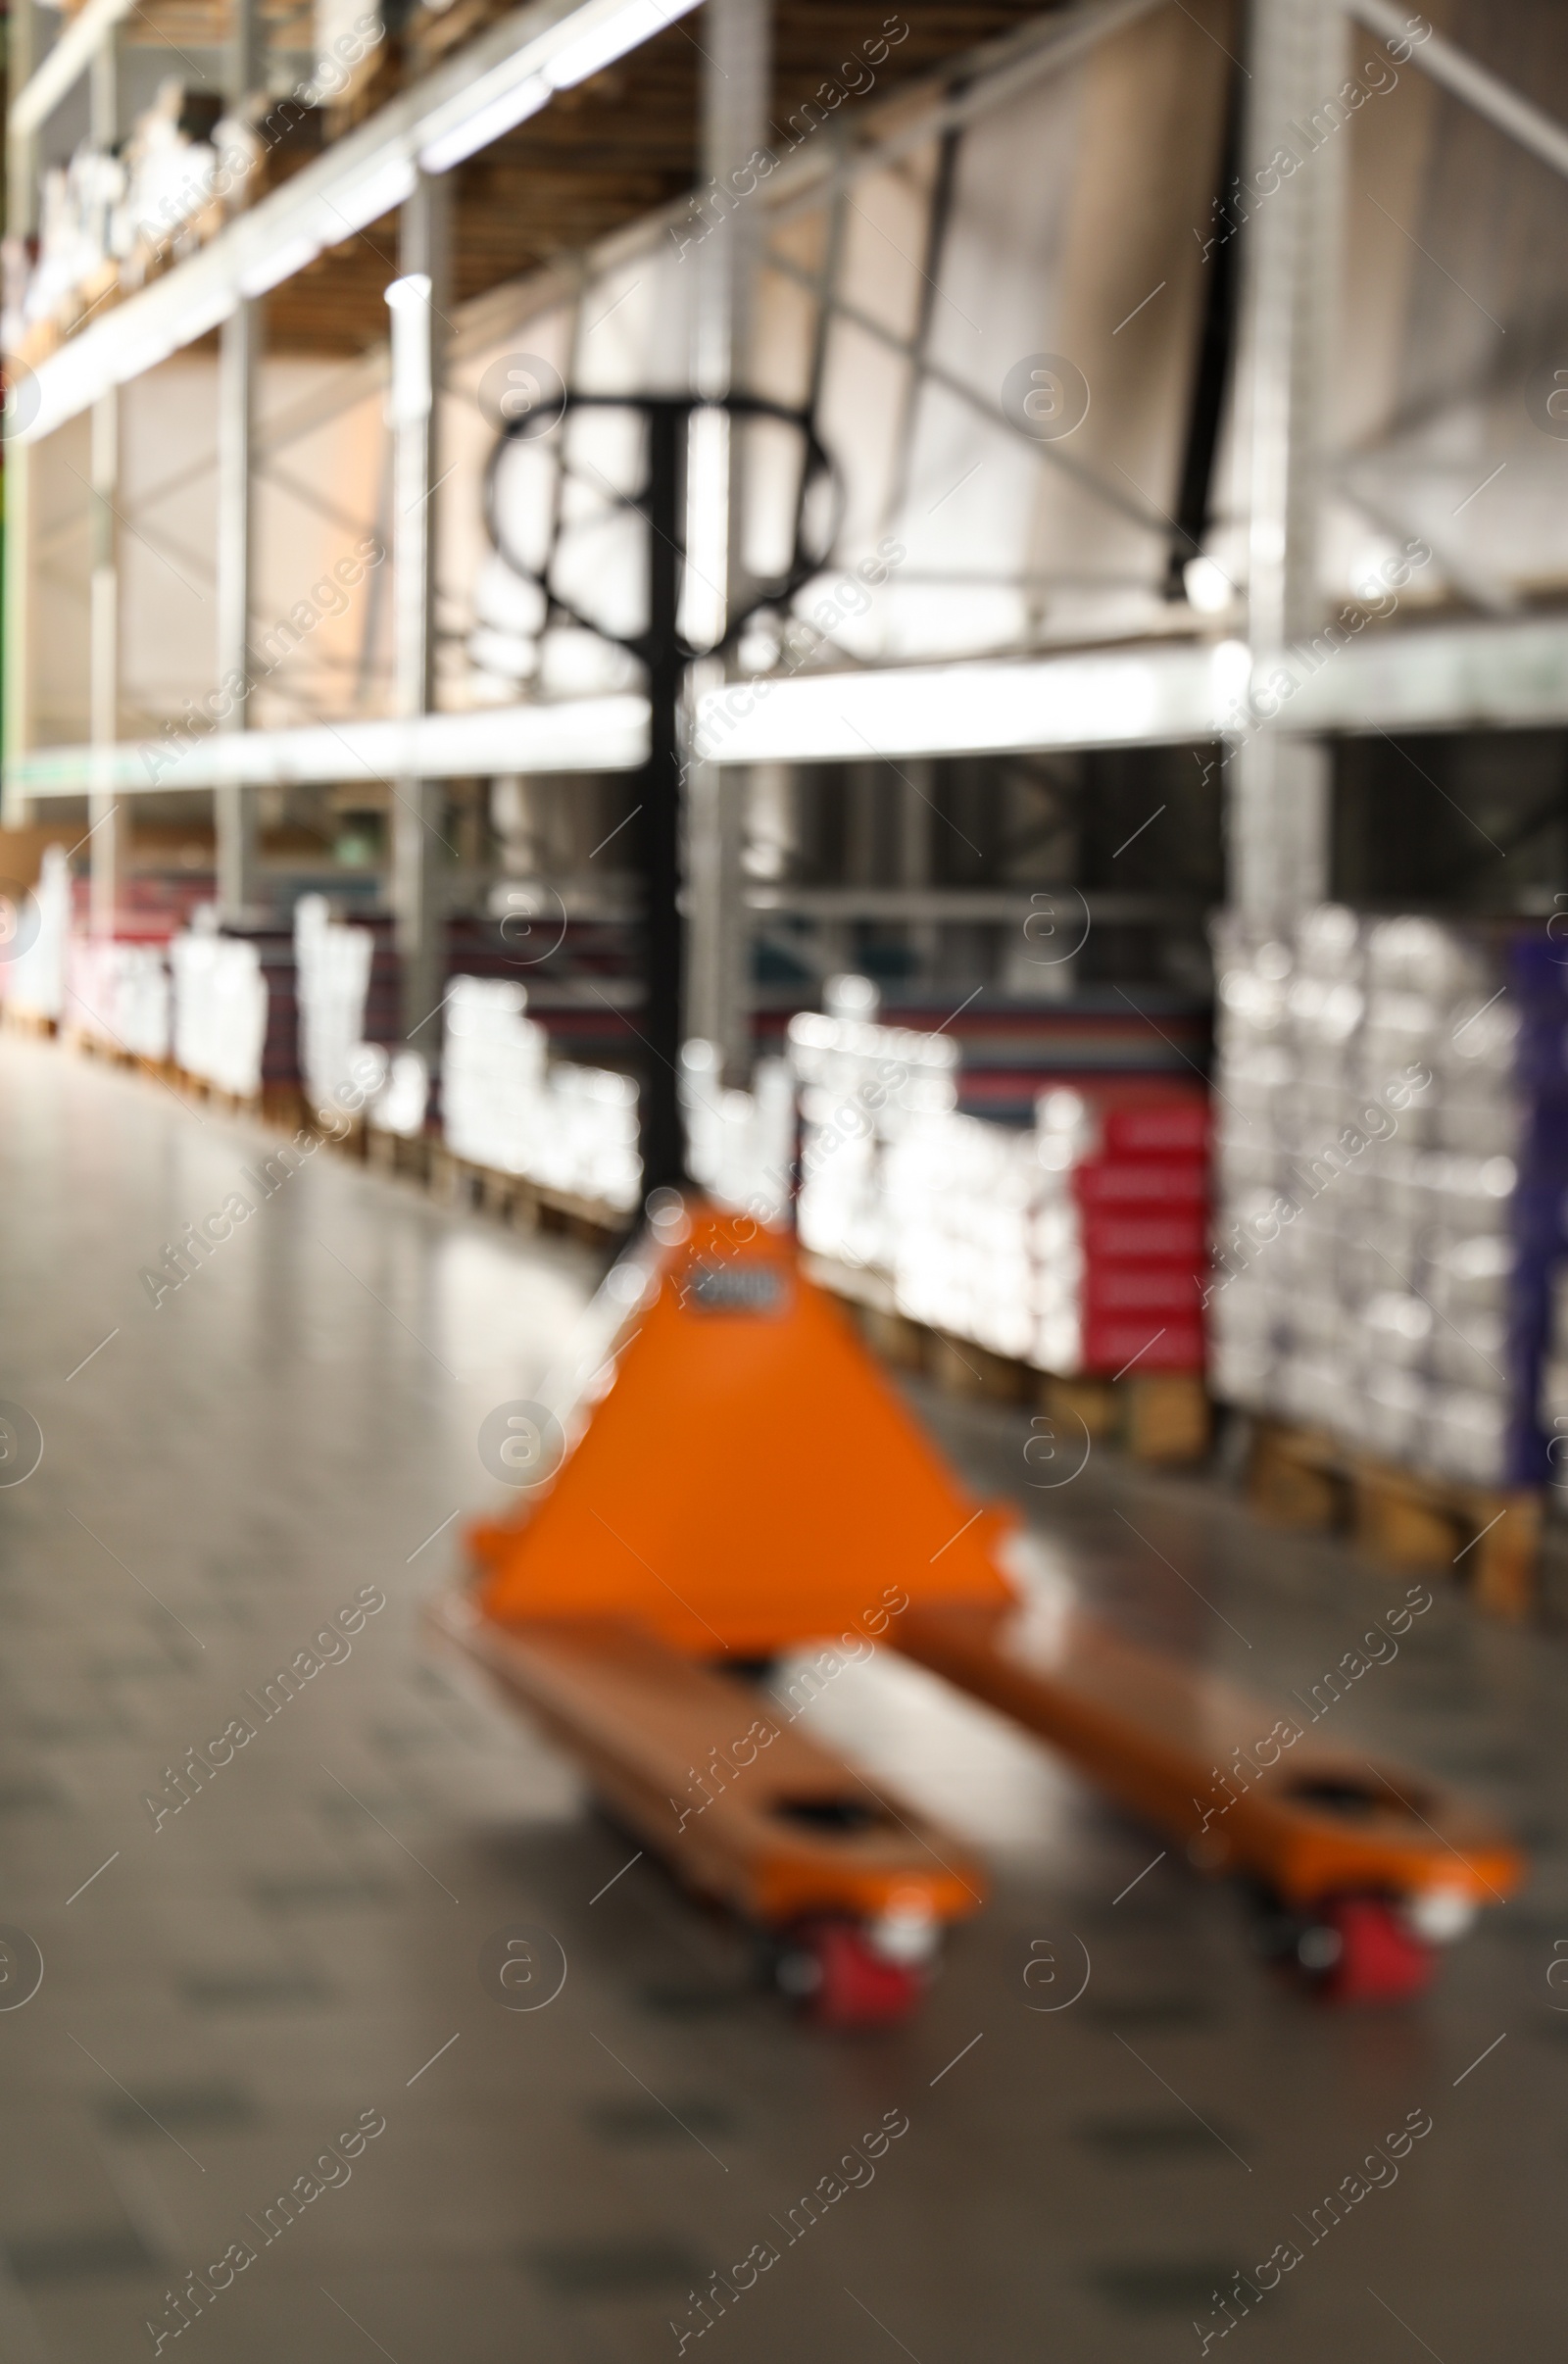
[775,1919,926,2028]
[1299,1895,1436,2005]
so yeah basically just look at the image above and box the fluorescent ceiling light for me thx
[545,0,701,91]
[417,69,550,172]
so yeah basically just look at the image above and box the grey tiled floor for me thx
[0,1029,1564,2363]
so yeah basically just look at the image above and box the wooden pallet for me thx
[177,1070,263,1122]
[365,1126,433,1185]
[65,1028,134,1066]
[164,1068,306,1130]
[929,1331,1036,1406]
[824,1276,1210,1464]
[2,1005,58,1038]
[425,1147,623,1244]
[1040,1370,1211,1465]
[39,1019,620,1240]
[1247,1418,1540,1620]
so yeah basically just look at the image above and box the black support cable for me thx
[1164,63,1246,599]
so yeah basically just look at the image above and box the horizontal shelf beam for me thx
[698,619,1568,762]
[1256,616,1568,736]
[20,618,1568,799]
[749,887,1193,922]
[695,645,1245,763]
[12,694,647,793]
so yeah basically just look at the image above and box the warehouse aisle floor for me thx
[0,1029,1563,2364]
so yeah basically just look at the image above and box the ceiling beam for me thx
[1349,0,1568,185]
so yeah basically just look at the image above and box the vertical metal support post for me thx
[6,0,39,240]
[900,761,938,983]
[682,675,739,1060]
[87,34,122,930]
[3,444,34,825]
[683,0,769,1080]
[228,0,265,116]
[2,0,40,826]
[388,174,448,1052]
[216,300,259,914]
[641,404,688,1200]
[88,391,121,932]
[692,0,768,410]
[216,0,263,917]
[1229,0,1345,922]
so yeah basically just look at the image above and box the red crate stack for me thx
[1035,1081,1210,1376]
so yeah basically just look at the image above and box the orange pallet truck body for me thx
[433,1204,1523,2019]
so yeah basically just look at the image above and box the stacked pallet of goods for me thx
[442,977,640,1212]
[0,847,73,1026]
[1027,1083,1209,1378]
[789,980,1209,1380]
[170,920,271,1100]
[66,934,172,1061]
[881,1081,1206,1375]
[679,1040,795,1225]
[1210,908,1568,1491]
[790,985,959,1277]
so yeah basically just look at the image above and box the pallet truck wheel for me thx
[1302,1895,1437,2006]
[775,1920,925,2029]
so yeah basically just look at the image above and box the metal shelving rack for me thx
[5,0,1568,1044]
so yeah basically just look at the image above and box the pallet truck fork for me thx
[431,1203,1523,2023]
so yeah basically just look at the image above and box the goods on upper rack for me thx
[5,82,255,362]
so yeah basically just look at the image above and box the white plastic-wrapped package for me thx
[2,848,73,1022]
[680,1041,794,1224]
[66,937,172,1060]
[294,894,375,1118]
[893,1111,1041,1362]
[170,927,269,1097]
[788,980,959,1272]
[368,1050,429,1139]
[442,978,549,1172]
[442,976,640,1210]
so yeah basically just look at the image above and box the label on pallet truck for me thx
[682,1259,792,1316]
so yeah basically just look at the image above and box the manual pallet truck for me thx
[429,1203,1523,2025]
